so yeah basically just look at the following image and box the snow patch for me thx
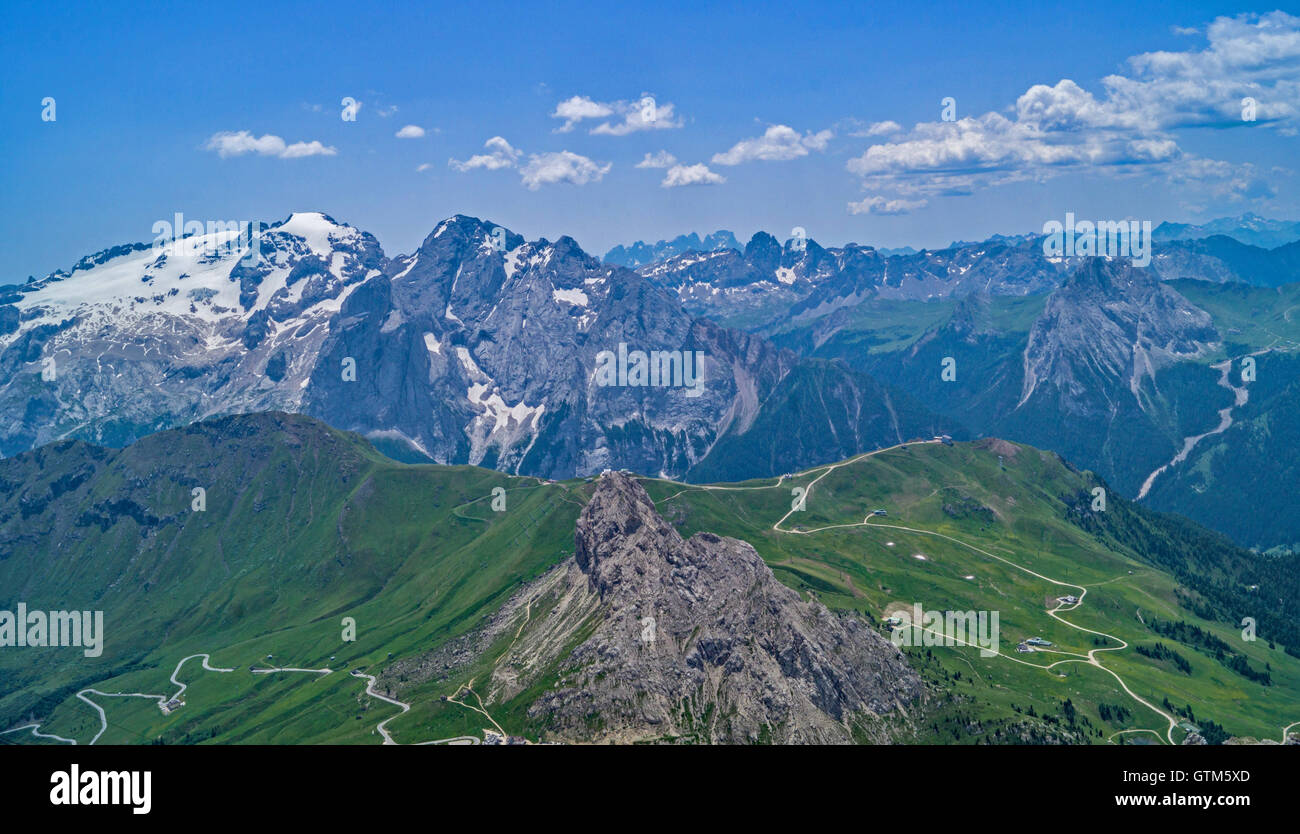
[503,246,526,279]
[552,288,589,307]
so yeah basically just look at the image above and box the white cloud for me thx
[203,131,337,159]
[592,100,683,135]
[552,94,684,135]
[205,131,285,157]
[551,95,615,132]
[711,125,834,165]
[636,151,678,169]
[843,12,1300,206]
[416,162,432,172]
[865,120,903,136]
[846,111,1179,181]
[661,163,725,188]
[847,196,928,215]
[449,140,610,189]
[801,129,833,151]
[449,136,523,171]
[520,151,611,190]
[280,140,338,159]
[395,125,426,138]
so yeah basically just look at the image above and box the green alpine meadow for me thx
[3,413,1296,745]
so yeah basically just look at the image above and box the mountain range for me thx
[614,225,1300,551]
[0,213,956,484]
[603,230,741,268]
[1154,213,1300,250]
[4,211,1299,553]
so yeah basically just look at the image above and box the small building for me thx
[1016,643,1033,653]
[1026,637,1053,646]
[1057,595,1079,604]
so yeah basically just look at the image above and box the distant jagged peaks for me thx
[603,230,741,267]
[1154,213,1300,249]
[945,232,1040,250]
[604,214,1300,284]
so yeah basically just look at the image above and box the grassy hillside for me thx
[640,439,1300,744]
[2,415,1296,745]
[1169,279,1300,353]
[0,413,584,744]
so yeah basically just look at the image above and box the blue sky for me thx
[3,0,1298,279]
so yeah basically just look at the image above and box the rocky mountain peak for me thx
[1019,257,1218,416]
[1060,253,1147,294]
[946,289,996,338]
[542,470,922,742]
[744,230,782,268]
[415,214,526,258]
[549,234,597,266]
[574,471,679,590]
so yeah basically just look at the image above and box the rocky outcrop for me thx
[1019,258,1218,415]
[505,473,921,743]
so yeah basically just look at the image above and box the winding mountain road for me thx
[640,440,1294,745]
[349,671,411,744]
